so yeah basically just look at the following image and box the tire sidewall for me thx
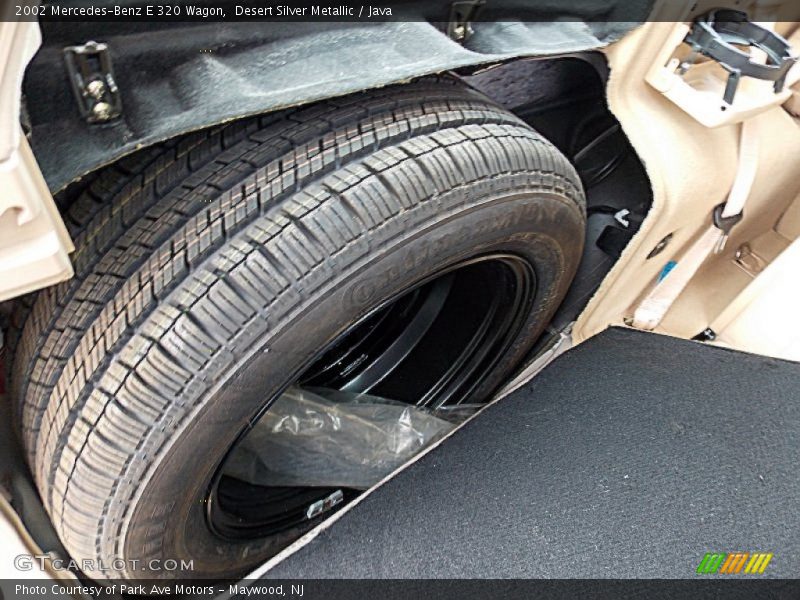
[118,187,583,580]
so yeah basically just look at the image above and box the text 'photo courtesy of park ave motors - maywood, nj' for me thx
[14,583,302,597]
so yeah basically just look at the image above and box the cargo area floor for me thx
[265,328,800,578]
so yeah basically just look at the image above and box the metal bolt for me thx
[91,101,113,121]
[86,79,106,100]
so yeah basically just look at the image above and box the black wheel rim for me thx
[207,254,536,540]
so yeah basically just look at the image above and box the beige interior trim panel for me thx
[711,233,800,361]
[573,2,800,355]
[0,21,73,304]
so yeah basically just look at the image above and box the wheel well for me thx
[23,16,645,194]
[465,56,652,335]
[50,55,651,334]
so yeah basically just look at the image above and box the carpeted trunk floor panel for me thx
[265,328,800,578]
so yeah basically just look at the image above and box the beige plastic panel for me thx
[711,236,800,361]
[658,228,791,338]
[646,22,794,128]
[0,21,74,303]
[776,190,800,238]
[573,2,800,345]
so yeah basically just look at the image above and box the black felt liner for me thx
[265,327,800,578]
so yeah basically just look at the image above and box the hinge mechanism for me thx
[63,41,123,124]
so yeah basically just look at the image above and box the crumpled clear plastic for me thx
[222,387,471,490]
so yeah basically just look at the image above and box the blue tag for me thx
[658,261,677,282]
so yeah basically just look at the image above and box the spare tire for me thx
[8,77,585,581]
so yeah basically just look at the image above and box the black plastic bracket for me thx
[692,328,718,342]
[712,203,744,236]
[683,9,797,105]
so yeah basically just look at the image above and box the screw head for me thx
[86,79,106,100]
[91,101,113,121]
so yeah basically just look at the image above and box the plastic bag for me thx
[222,387,462,490]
